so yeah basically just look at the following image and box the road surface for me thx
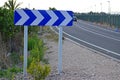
[52,20,120,60]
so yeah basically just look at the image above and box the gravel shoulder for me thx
[45,39,120,80]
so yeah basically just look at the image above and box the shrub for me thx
[28,36,37,51]
[29,35,45,60]
[28,38,34,51]
[27,59,51,80]
[0,67,22,79]
[0,70,6,78]
[27,34,51,80]
[27,56,33,68]
[30,41,44,60]
[7,66,22,73]
[10,52,20,65]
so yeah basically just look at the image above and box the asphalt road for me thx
[52,20,120,60]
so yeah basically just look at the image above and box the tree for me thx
[2,0,22,53]
[4,0,22,10]
[0,7,20,52]
[49,7,57,10]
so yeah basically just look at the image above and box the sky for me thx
[0,0,120,13]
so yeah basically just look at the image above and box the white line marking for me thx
[79,20,120,34]
[63,31,120,56]
[77,25,120,42]
[52,27,120,56]
[76,23,120,38]
[65,36,120,63]
[50,26,120,62]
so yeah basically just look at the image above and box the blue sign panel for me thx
[14,9,73,26]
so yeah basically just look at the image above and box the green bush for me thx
[30,47,40,59]
[6,67,22,79]
[28,35,45,60]
[0,67,22,79]
[28,45,45,67]
[10,52,20,65]
[28,34,43,49]
[0,70,6,78]
[7,66,22,73]
[27,59,51,80]
[27,34,51,80]
[28,36,37,50]
[27,56,33,68]
[28,38,34,51]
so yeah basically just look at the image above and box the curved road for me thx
[53,20,120,60]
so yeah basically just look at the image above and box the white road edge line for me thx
[63,31,120,56]
[77,23,120,39]
[50,26,120,62]
[50,26,120,56]
[50,27,120,62]
[76,25,120,42]
[79,20,120,34]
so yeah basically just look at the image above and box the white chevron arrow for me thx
[31,10,44,25]
[60,11,72,26]
[46,11,58,25]
[15,10,29,25]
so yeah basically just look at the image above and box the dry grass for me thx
[38,27,59,42]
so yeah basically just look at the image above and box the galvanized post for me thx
[58,26,63,74]
[23,26,28,79]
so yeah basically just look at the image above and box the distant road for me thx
[53,20,120,60]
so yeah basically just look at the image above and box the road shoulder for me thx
[45,39,120,80]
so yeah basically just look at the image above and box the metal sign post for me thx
[23,26,28,78]
[58,26,63,74]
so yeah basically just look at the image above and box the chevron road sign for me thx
[14,9,73,26]
[14,9,73,77]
